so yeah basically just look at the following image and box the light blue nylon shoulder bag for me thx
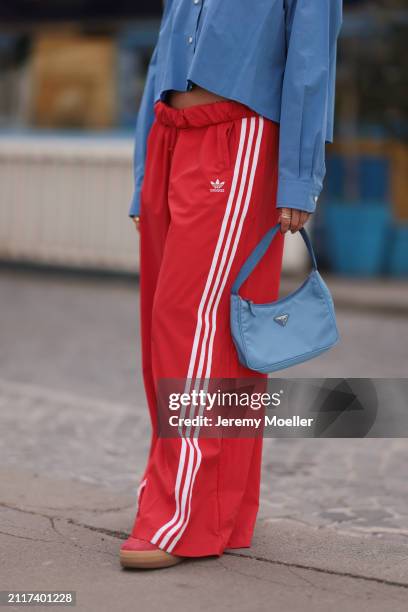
[230,223,340,373]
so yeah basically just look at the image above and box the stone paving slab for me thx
[2,465,408,586]
[1,467,408,612]
[1,379,408,543]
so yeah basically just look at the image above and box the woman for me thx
[120,0,342,569]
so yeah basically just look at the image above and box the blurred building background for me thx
[0,0,407,276]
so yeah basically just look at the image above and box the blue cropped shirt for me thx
[129,0,343,217]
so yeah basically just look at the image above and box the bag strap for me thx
[231,222,318,295]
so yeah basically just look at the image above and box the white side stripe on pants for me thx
[150,117,249,548]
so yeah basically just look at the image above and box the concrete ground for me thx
[1,268,408,611]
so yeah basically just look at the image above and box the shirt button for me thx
[193,0,200,4]
[188,36,193,44]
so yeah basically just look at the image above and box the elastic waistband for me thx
[154,99,259,128]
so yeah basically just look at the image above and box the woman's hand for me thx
[132,216,141,232]
[278,207,311,234]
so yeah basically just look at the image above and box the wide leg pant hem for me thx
[132,523,226,558]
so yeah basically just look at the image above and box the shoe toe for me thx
[119,537,183,569]
[120,536,158,552]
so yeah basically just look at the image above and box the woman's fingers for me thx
[298,211,310,230]
[289,209,301,232]
[279,208,311,233]
[132,217,141,232]
[279,208,292,233]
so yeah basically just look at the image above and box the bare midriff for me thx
[167,84,229,109]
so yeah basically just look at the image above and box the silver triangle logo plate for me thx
[273,313,289,327]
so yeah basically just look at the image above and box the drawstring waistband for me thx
[154,99,260,129]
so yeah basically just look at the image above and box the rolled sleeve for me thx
[277,0,342,214]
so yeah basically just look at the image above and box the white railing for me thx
[0,135,138,272]
[0,135,305,273]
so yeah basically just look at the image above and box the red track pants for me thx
[130,99,285,557]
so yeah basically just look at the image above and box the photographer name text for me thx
[168,415,314,428]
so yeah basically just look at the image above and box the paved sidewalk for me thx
[1,379,408,611]
[1,270,408,610]
[1,379,408,539]
[1,270,408,399]
[2,467,408,612]
[281,274,408,315]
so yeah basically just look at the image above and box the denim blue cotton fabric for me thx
[129,0,343,217]
[230,224,340,373]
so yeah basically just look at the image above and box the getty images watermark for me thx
[166,387,313,431]
[156,378,408,438]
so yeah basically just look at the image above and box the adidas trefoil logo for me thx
[274,313,289,327]
[210,178,225,193]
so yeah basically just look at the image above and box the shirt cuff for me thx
[128,189,141,217]
[276,177,321,214]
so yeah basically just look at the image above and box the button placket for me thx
[189,0,203,52]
